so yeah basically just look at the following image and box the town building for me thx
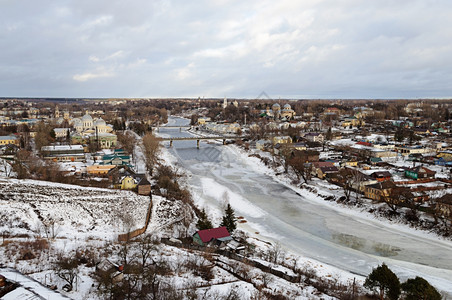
[41,145,85,162]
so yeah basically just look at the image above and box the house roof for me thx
[438,194,452,205]
[357,141,372,147]
[137,177,150,186]
[409,166,436,174]
[0,267,69,299]
[319,166,339,173]
[305,132,322,137]
[41,145,84,151]
[102,154,130,161]
[371,171,392,178]
[0,135,18,141]
[312,161,334,168]
[195,226,231,243]
[367,181,396,190]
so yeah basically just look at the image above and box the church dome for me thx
[94,118,106,126]
[283,104,291,109]
[81,113,93,122]
[272,103,281,111]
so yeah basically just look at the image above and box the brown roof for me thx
[312,161,334,168]
[438,194,452,205]
[371,171,392,178]
[367,181,396,190]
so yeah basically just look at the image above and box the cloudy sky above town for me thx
[1,0,452,99]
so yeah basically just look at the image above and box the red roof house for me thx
[193,226,232,246]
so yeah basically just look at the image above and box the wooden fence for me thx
[118,195,153,242]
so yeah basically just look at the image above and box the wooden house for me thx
[435,194,452,219]
[365,181,396,201]
[404,166,436,180]
[137,178,152,195]
[370,171,392,182]
[317,166,339,179]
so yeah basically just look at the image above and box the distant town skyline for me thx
[1,1,452,99]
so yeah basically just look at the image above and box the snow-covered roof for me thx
[94,118,106,126]
[0,268,69,299]
[0,135,17,140]
[41,145,84,151]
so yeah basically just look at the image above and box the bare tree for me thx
[287,156,312,184]
[382,184,405,214]
[142,132,161,176]
[0,159,12,177]
[42,217,60,239]
[55,255,79,292]
[117,131,136,155]
[267,242,283,264]
[341,171,353,203]
[136,234,156,271]
[261,271,274,287]
[352,169,364,202]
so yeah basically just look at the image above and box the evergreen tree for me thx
[364,263,401,300]
[401,276,441,300]
[394,127,405,143]
[196,209,213,230]
[326,127,332,141]
[50,129,56,140]
[220,203,237,233]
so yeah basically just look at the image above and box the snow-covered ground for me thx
[0,177,150,240]
[0,174,338,299]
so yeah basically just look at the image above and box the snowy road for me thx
[159,117,452,295]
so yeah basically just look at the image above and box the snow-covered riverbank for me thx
[157,116,452,296]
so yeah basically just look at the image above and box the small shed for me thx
[137,178,151,195]
[95,259,124,284]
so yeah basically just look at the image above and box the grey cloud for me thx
[0,0,452,98]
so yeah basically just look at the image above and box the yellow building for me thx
[197,117,211,125]
[344,161,358,167]
[86,165,116,175]
[364,181,394,201]
[0,135,18,145]
[272,136,292,145]
[437,151,452,161]
[118,176,137,190]
[342,117,364,128]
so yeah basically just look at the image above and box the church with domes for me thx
[71,112,114,135]
[260,103,296,120]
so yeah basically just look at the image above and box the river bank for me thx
[157,116,452,296]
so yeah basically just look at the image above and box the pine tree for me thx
[401,276,441,300]
[220,203,237,233]
[196,209,213,230]
[364,263,401,300]
[326,127,332,141]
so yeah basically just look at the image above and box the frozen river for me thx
[159,116,452,294]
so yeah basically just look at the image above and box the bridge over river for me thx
[159,135,247,148]
[151,125,192,132]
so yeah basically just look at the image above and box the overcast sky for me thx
[1,0,452,99]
